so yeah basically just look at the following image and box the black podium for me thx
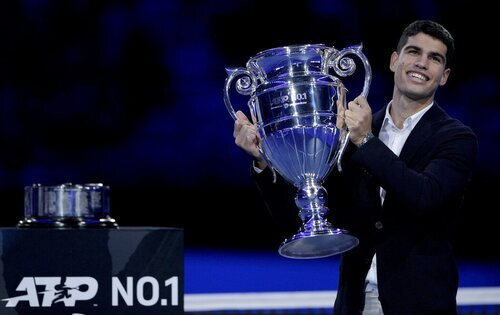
[0,227,183,315]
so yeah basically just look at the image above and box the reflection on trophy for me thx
[18,183,118,228]
[224,44,371,258]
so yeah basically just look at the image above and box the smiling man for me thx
[233,20,478,315]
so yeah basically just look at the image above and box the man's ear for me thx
[439,68,451,86]
[389,51,398,72]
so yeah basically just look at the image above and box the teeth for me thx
[409,72,426,81]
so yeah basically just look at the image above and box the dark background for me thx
[0,0,498,260]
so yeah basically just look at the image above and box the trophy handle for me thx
[223,67,257,121]
[331,43,372,98]
[327,44,372,172]
[224,68,276,179]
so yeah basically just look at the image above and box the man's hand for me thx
[234,110,267,169]
[336,86,347,130]
[345,95,373,146]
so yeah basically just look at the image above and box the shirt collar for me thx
[382,101,434,131]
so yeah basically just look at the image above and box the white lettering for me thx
[1,275,180,308]
[112,277,133,306]
[2,277,39,307]
[136,277,159,306]
[111,276,179,307]
[2,277,98,308]
[165,276,179,306]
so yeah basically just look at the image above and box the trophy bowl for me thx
[224,44,371,258]
[18,183,118,228]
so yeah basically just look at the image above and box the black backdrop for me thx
[0,0,499,260]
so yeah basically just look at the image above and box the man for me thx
[233,20,477,314]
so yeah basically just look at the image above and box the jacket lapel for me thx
[399,104,446,162]
[371,103,447,163]
[372,107,385,136]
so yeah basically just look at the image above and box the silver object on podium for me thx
[224,44,371,258]
[18,183,118,228]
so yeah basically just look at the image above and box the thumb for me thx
[235,110,251,123]
[353,95,369,109]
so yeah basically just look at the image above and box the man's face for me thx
[390,32,450,101]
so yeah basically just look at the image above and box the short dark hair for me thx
[396,20,455,68]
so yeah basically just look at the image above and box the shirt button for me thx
[374,221,384,230]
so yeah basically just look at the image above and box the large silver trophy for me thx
[224,44,371,258]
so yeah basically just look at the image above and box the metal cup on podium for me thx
[224,44,371,258]
[18,183,118,228]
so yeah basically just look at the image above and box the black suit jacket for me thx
[254,103,478,315]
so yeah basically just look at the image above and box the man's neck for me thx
[390,95,433,128]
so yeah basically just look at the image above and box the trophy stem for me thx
[278,178,358,259]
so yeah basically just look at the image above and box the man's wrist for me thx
[356,132,375,148]
[253,158,267,171]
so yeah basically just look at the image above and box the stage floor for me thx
[184,247,500,313]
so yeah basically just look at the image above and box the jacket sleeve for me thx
[252,166,303,237]
[351,123,478,218]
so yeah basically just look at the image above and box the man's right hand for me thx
[233,110,267,170]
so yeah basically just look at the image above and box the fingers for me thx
[233,110,251,137]
[233,110,261,158]
[234,124,261,159]
[235,126,257,148]
[344,95,372,144]
[336,100,346,129]
[235,110,250,122]
[344,110,362,130]
[347,96,372,117]
[336,99,346,113]
[347,96,366,110]
[233,111,255,136]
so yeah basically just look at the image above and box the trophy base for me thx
[17,217,118,229]
[278,228,359,259]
